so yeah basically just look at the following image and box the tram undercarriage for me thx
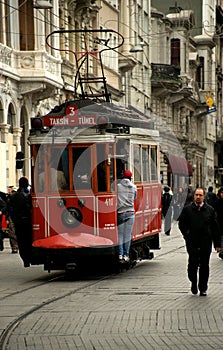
[31,233,160,273]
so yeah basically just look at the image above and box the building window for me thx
[171,38,180,67]
[19,0,34,50]
[197,56,204,90]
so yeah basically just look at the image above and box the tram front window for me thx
[73,147,91,190]
[37,147,69,192]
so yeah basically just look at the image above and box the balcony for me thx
[151,63,181,81]
[0,44,63,98]
[151,63,182,97]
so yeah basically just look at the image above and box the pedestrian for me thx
[117,170,137,262]
[184,183,193,206]
[5,186,19,253]
[7,177,32,267]
[0,196,6,251]
[205,186,217,207]
[178,187,221,296]
[213,187,223,259]
[173,187,185,220]
[162,185,173,235]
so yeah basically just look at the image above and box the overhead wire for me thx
[0,1,220,87]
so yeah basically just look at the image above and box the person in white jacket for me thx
[117,170,137,262]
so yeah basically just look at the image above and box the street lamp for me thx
[129,42,145,53]
[33,1,53,9]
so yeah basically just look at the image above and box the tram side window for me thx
[73,147,91,190]
[96,143,115,192]
[142,146,149,182]
[116,139,129,178]
[109,143,115,192]
[97,144,107,192]
[133,145,141,182]
[34,145,44,193]
[150,146,158,181]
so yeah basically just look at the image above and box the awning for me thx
[167,154,193,176]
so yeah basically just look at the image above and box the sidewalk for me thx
[1,222,223,350]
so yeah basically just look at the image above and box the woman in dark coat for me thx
[162,185,173,235]
[213,187,223,259]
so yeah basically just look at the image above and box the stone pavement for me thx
[1,221,223,350]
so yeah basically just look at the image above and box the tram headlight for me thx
[61,207,83,228]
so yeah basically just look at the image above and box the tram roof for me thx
[33,100,155,131]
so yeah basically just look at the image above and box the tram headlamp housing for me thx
[57,198,66,208]
[61,207,83,228]
[31,117,43,130]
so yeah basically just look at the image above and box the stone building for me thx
[0,0,222,192]
[151,0,221,190]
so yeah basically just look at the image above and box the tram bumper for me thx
[31,232,117,271]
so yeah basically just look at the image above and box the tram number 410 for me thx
[105,198,114,207]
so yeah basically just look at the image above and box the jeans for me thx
[117,212,135,257]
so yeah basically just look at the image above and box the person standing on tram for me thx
[117,170,137,262]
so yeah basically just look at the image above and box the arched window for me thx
[7,103,14,134]
[0,101,3,124]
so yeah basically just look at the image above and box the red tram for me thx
[28,100,161,272]
[19,30,162,272]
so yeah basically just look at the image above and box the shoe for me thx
[165,232,170,236]
[24,262,30,268]
[200,291,207,296]
[119,255,123,260]
[0,240,4,251]
[11,250,18,254]
[191,282,198,295]
[123,255,130,262]
[218,252,223,259]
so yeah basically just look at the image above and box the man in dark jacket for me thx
[7,177,32,267]
[178,188,221,296]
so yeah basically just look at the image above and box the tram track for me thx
[0,271,113,350]
[0,231,185,350]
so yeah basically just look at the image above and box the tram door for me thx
[94,143,118,242]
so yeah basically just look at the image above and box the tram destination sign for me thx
[43,115,96,127]
[43,105,96,127]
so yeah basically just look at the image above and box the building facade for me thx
[0,0,222,192]
[151,0,219,189]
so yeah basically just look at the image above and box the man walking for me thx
[7,177,32,267]
[178,187,221,296]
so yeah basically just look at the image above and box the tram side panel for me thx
[132,184,161,255]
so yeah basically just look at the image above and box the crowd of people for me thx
[0,176,32,267]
